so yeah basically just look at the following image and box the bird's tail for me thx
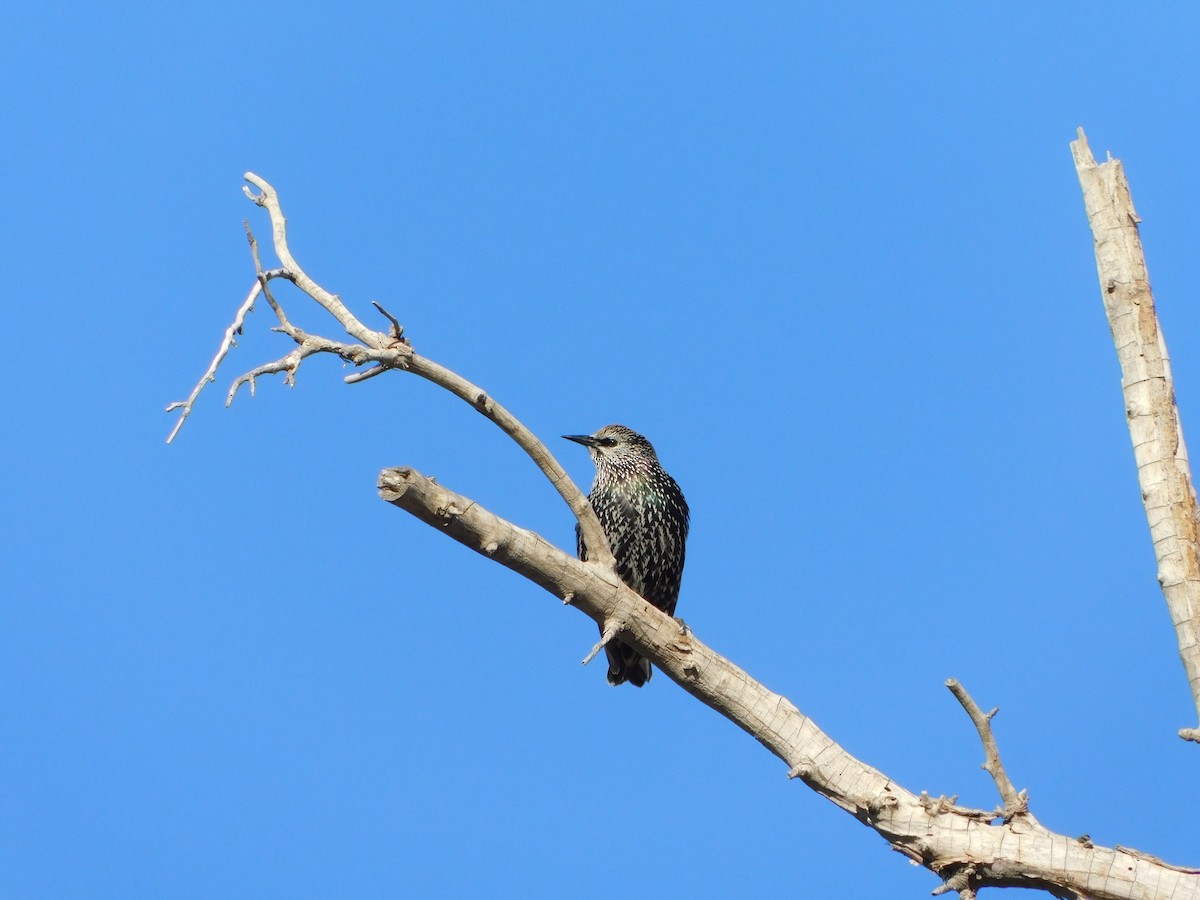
[605,640,652,687]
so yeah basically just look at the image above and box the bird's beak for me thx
[563,434,598,447]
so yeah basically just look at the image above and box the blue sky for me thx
[3,3,1198,897]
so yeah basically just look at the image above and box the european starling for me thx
[563,425,689,687]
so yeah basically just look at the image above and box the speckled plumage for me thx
[563,425,689,687]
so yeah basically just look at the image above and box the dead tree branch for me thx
[379,466,1199,900]
[164,173,613,570]
[1071,128,1200,743]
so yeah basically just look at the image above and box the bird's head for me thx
[563,424,659,470]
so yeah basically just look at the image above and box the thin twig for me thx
[164,281,262,444]
[371,300,406,343]
[224,332,408,405]
[227,345,306,403]
[344,365,392,384]
[581,621,620,666]
[245,222,293,330]
[946,679,1032,823]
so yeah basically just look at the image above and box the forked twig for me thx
[167,172,614,569]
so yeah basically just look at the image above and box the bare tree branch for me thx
[379,466,1200,900]
[166,173,614,570]
[1071,128,1200,742]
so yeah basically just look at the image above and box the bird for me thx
[563,424,689,687]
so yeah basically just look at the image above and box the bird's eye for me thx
[598,437,618,447]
